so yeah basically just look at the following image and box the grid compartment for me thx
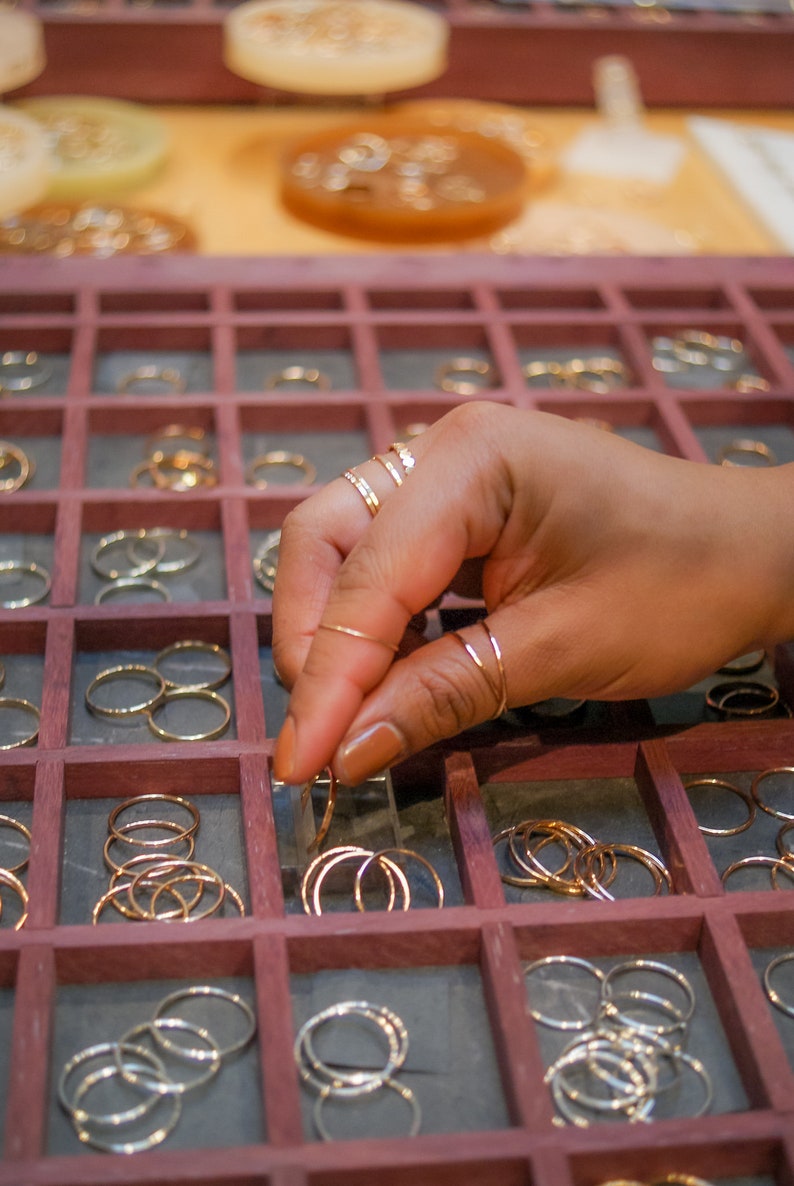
[2,254,794,1185]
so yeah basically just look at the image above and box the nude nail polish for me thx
[338,721,404,786]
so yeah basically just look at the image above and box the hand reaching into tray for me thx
[272,403,794,786]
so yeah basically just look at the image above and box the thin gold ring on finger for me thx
[342,467,380,517]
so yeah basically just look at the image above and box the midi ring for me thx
[94,577,170,605]
[0,441,34,493]
[716,438,777,467]
[0,560,51,608]
[387,442,417,478]
[246,450,317,489]
[451,619,507,718]
[0,350,52,393]
[0,698,40,750]
[317,623,399,653]
[115,366,186,395]
[342,467,380,517]
[264,366,331,391]
[434,357,496,395]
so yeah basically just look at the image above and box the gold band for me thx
[116,366,186,394]
[434,357,495,395]
[264,365,331,391]
[0,867,29,929]
[0,813,31,874]
[153,639,232,691]
[0,698,40,750]
[388,442,416,477]
[0,560,51,608]
[342,467,380,516]
[246,450,317,489]
[0,440,34,493]
[373,453,404,487]
[317,623,399,653]
[85,664,165,719]
[94,577,171,605]
[451,620,508,718]
[146,688,231,742]
[716,438,777,467]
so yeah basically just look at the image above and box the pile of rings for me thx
[299,844,444,915]
[527,956,711,1127]
[294,1000,420,1141]
[0,811,30,929]
[129,423,218,493]
[709,765,794,889]
[90,525,204,605]
[493,818,672,901]
[93,792,245,924]
[651,329,767,392]
[84,639,232,742]
[58,984,256,1153]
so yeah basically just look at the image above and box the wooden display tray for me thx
[1,252,794,1185]
[7,0,794,109]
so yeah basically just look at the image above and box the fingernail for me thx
[337,721,405,786]
[273,715,296,782]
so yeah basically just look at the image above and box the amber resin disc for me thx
[0,202,196,257]
[280,117,530,243]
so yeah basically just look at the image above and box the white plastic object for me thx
[0,11,46,96]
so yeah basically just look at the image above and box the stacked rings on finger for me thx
[451,619,508,718]
[294,1000,420,1140]
[58,984,256,1152]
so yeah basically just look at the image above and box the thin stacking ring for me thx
[0,814,31,874]
[153,985,257,1059]
[602,959,696,1031]
[763,951,794,1018]
[705,680,779,717]
[721,853,794,889]
[0,698,40,749]
[0,867,29,928]
[0,560,51,608]
[146,688,231,742]
[342,467,380,516]
[0,441,34,492]
[116,366,186,394]
[523,955,606,1031]
[91,529,166,580]
[245,450,317,489]
[317,623,399,653]
[751,767,794,821]
[153,640,232,691]
[354,848,444,911]
[116,1018,221,1096]
[451,619,508,718]
[108,793,201,846]
[85,664,165,718]
[314,1076,421,1141]
[264,365,331,391]
[373,453,404,487]
[58,1040,168,1125]
[388,442,416,477]
[310,847,410,915]
[103,820,196,872]
[94,577,170,605]
[716,438,777,467]
[126,527,202,575]
[301,766,338,854]
[682,777,756,836]
[294,1000,409,1097]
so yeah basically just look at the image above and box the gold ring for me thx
[434,357,495,395]
[730,374,770,393]
[521,360,567,387]
[85,664,166,719]
[716,438,777,467]
[153,639,232,690]
[0,698,40,749]
[94,577,171,605]
[0,350,52,393]
[138,451,218,491]
[143,424,209,456]
[0,560,51,608]
[388,442,416,477]
[126,527,201,575]
[301,767,338,854]
[263,366,331,391]
[0,441,34,493]
[0,867,29,928]
[0,813,31,874]
[372,453,404,487]
[91,529,166,580]
[245,451,317,489]
[705,679,780,716]
[116,366,186,395]
[108,793,201,846]
[342,467,380,517]
[563,356,627,393]
[146,688,231,742]
[451,619,507,718]
[253,529,281,593]
[751,766,794,821]
[317,623,399,653]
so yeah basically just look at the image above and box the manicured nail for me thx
[337,721,405,786]
[273,715,296,782]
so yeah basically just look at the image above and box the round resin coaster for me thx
[224,0,448,96]
[0,202,196,257]
[14,97,169,200]
[281,117,530,242]
[0,11,45,96]
[0,106,52,220]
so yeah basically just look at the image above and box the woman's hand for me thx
[272,403,794,786]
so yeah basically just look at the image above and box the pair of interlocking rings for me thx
[91,525,202,604]
[84,640,232,742]
[299,844,444,915]
[0,439,34,493]
[58,984,256,1153]
[93,792,245,923]
[704,678,787,718]
[522,355,628,394]
[493,818,672,901]
[294,1000,420,1141]
[129,422,217,492]
[0,813,31,929]
[528,955,710,1127]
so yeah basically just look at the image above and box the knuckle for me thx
[413,661,487,741]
